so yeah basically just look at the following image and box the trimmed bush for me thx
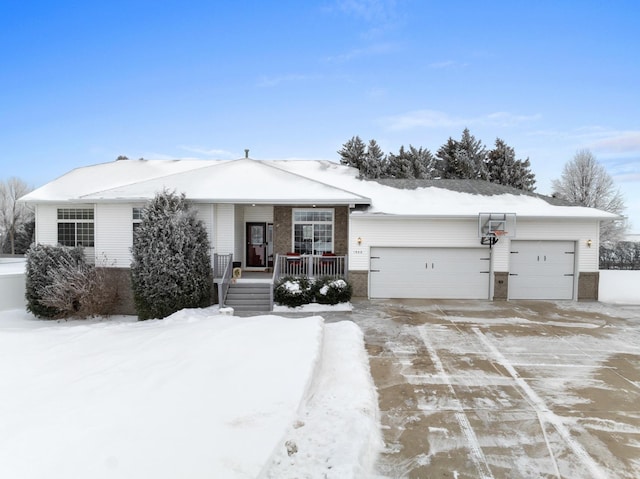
[274,276,313,308]
[24,244,117,319]
[314,277,353,305]
[275,276,353,307]
[131,191,212,320]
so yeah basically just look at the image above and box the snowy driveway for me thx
[350,299,640,479]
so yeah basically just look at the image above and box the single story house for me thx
[20,155,617,312]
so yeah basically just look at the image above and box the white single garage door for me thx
[509,241,575,300]
[369,247,491,299]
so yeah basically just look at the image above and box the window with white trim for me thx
[132,207,143,232]
[57,208,94,247]
[292,209,334,254]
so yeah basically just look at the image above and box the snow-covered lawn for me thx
[0,307,381,479]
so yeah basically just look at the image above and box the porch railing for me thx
[213,253,233,278]
[270,254,283,311]
[215,254,234,307]
[274,254,348,281]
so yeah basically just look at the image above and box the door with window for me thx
[246,222,267,267]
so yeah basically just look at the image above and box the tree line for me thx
[338,128,536,191]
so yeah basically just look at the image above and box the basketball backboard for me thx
[478,213,516,246]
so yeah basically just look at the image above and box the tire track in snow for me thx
[418,326,494,479]
[472,327,608,479]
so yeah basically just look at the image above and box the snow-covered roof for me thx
[21,157,618,220]
[20,158,371,206]
[271,160,619,220]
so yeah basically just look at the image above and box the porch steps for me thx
[224,282,272,312]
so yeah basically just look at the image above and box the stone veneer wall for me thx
[100,268,136,315]
[273,205,349,255]
[100,267,217,317]
[349,270,368,298]
[578,271,599,300]
[493,272,508,300]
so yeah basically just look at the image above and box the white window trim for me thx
[291,208,334,254]
[56,207,95,248]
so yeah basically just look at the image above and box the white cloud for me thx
[590,131,640,154]
[382,109,541,131]
[332,0,399,24]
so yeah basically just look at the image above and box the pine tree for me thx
[486,138,536,191]
[361,139,386,179]
[406,145,436,179]
[337,136,367,173]
[131,191,212,320]
[436,128,487,179]
[385,146,414,179]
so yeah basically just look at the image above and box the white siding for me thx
[215,204,235,255]
[94,204,137,267]
[500,218,599,272]
[194,204,215,259]
[234,206,243,263]
[350,217,480,271]
[243,205,274,223]
[35,204,58,245]
[351,215,601,274]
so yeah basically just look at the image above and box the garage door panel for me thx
[370,247,490,299]
[509,241,575,300]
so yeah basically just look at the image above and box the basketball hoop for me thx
[493,230,507,237]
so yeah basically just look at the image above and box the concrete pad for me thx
[352,299,640,479]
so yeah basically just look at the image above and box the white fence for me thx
[0,259,26,311]
[599,270,640,304]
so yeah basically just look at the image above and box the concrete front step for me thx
[224,282,272,312]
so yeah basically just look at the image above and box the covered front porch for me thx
[213,252,349,312]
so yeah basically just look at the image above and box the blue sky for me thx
[2,0,639,231]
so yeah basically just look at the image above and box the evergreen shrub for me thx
[274,276,313,307]
[25,244,85,318]
[274,276,352,307]
[131,191,212,320]
[313,277,353,305]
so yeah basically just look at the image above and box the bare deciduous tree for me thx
[0,177,33,254]
[552,149,626,244]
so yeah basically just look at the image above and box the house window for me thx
[292,209,333,254]
[57,208,94,247]
[132,207,143,232]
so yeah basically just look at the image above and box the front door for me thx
[246,222,267,268]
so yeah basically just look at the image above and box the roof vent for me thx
[244,149,249,158]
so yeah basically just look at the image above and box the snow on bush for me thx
[274,276,352,308]
[25,244,116,319]
[131,191,212,320]
[274,276,313,307]
[314,277,352,305]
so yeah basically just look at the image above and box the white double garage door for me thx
[369,241,575,300]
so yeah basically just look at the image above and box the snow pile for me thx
[0,307,381,478]
[260,321,383,478]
